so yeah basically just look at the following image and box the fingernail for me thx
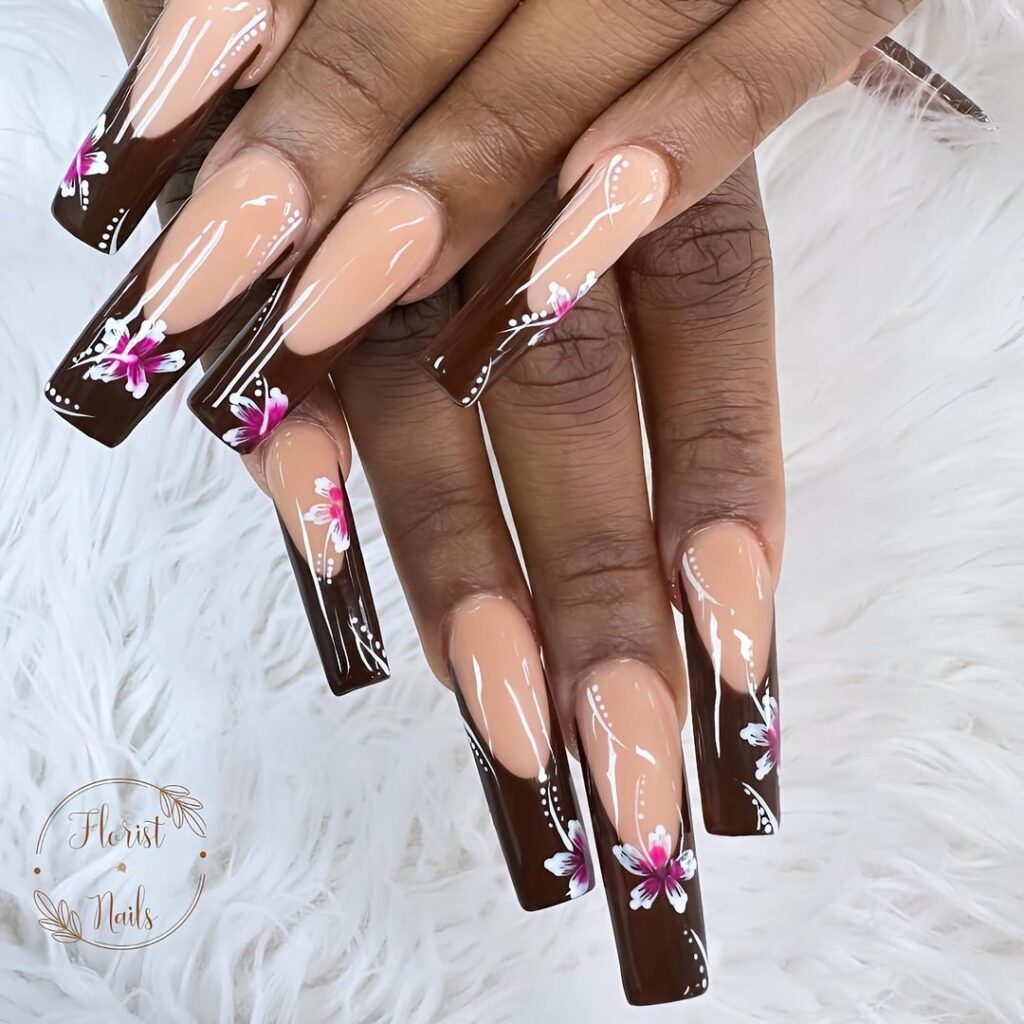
[448,595,593,911]
[45,149,308,447]
[53,0,274,252]
[575,660,708,1005]
[189,186,444,453]
[421,146,668,407]
[853,37,991,125]
[265,422,389,694]
[680,522,780,837]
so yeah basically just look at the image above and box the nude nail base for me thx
[278,472,389,695]
[422,148,667,407]
[579,747,708,1005]
[452,674,592,912]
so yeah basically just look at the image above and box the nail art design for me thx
[52,0,273,252]
[267,423,389,696]
[60,116,109,208]
[576,661,707,1005]
[190,186,444,454]
[421,146,668,407]
[855,37,990,124]
[46,150,307,447]
[449,595,592,911]
[680,522,781,837]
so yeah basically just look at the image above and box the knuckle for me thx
[387,472,496,553]
[658,387,779,492]
[283,15,406,146]
[495,294,634,420]
[540,531,663,613]
[448,77,560,185]
[628,184,773,318]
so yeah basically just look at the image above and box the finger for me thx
[53,0,316,251]
[46,146,311,446]
[195,0,519,248]
[469,189,707,1005]
[619,159,784,839]
[421,3,988,404]
[187,0,743,449]
[334,288,595,913]
[261,407,390,695]
[70,0,518,448]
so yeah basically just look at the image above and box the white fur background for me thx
[1,1,1023,1021]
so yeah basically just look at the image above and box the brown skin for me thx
[102,0,781,731]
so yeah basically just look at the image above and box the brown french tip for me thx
[45,149,307,447]
[855,37,991,125]
[266,424,389,695]
[420,146,669,408]
[576,661,708,1005]
[448,596,593,911]
[189,186,443,454]
[679,522,780,837]
[52,0,273,253]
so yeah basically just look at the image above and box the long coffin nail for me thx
[421,146,668,407]
[576,661,707,1005]
[53,0,274,252]
[189,186,444,454]
[680,522,780,837]
[853,37,990,124]
[265,422,389,694]
[449,595,593,911]
[45,149,308,447]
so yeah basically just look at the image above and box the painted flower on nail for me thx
[547,271,598,320]
[613,824,696,913]
[61,116,109,205]
[544,819,591,900]
[740,694,780,781]
[84,318,185,399]
[222,387,289,449]
[304,477,351,555]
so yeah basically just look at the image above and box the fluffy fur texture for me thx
[1,2,1022,1021]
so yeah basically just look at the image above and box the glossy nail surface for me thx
[190,186,443,453]
[576,661,707,1005]
[680,522,780,836]
[421,146,668,407]
[853,37,990,124]
[266,422,389,694]
[46,149,307,447]
[53,0,273,252]
[449,595,592,911]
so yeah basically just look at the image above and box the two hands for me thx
[47,0,985,1004]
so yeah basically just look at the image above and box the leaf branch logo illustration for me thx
[158,785,207,837]
[33,892,83,944]
[33,778,208,949]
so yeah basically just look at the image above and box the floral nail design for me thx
[60,116,109,208]
[84,318,185,399]
[304,477,351,555]
[222,386,289,449]
[613,824,697,913]
[547,272,598,321]
[740,694,780,781]
[544,818,592,900]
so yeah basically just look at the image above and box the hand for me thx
[42,0,988,448]
[43,0,987,1006]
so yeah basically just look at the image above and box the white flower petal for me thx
[740,722,769,748]
[628,879,660,911]
[543,852,575,878]
[303,503,334,527]
[313,476,335,499]
[612,843,647,877]
[664,875,689,915]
